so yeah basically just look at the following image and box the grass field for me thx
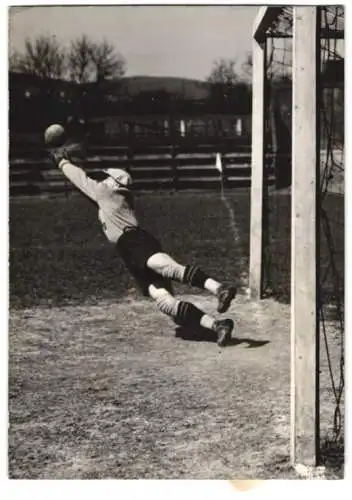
[8,190,344,479]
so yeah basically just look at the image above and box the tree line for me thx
[9,34,255,137]
[10,34,252,88]
[10,34,126,83]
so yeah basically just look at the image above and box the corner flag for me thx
[215,152,223,173]
[180,120,186,137]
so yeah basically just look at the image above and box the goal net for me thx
[250,5,344,468]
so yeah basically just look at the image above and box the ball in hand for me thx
[44,124,67,147]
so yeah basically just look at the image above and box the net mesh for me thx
[263,7,292,301]
[318,5,344,464]
[261,5,344,465]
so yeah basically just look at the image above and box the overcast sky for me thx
[9,5,258,81]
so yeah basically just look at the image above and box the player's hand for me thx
[48,142,86,167]
[48,146,70,167]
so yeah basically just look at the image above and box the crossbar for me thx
[253,6,285,42]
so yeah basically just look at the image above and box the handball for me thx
[44,124,67,147]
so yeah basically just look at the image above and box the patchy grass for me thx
[9,191,250,309]
[8,191,344,478]
[9,295,295,479]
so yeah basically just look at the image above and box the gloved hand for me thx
[48,146,70,167]
[48,142,86,167]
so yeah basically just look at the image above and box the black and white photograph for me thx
[7,3,345,482]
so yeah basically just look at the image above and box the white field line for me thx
[220,179,248,290]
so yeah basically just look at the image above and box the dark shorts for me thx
[116,227,173,296]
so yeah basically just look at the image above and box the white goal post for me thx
[249,6,320,467]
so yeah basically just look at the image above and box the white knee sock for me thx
[147,253,185,282]
[200,314,216,331]
[204,278,221,295]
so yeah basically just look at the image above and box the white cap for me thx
[103,168,132,188]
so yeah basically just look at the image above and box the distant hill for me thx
[9,72,252,127]
[117,76,211,100]
[85,75,212,101]
[9,71,212,100]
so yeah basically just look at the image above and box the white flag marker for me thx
[180,120,186,137]
[215,152,223,172]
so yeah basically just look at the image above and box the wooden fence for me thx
[10,143,270,196]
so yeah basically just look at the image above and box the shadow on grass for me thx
[175,326,270,348]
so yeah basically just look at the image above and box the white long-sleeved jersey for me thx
[58,159,138,243]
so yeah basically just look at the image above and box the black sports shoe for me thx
[216,285,237,313]
[214,319,234,347]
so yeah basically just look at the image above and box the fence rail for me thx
[9,144,277,196]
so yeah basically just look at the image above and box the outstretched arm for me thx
[49,144,99,202]
[58,158,99,202]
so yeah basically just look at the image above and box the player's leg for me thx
[148,283,233,346]
[146,252,237,313]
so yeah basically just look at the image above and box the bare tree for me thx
[9,35,66,79]
[207,58,238,86]
[67,35,94,84]
[241,53,253,82]
[90,39,126,82]
[9,50,23,73]
[67,35,126,83]
[207,58,239,103]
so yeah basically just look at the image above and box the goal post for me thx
[249,10,266,301]
[291,6,320,466]
[250,6,320,467]
[249,5,292,301]
[250,5,345,469]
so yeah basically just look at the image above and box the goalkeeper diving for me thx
[46,132,237,346]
